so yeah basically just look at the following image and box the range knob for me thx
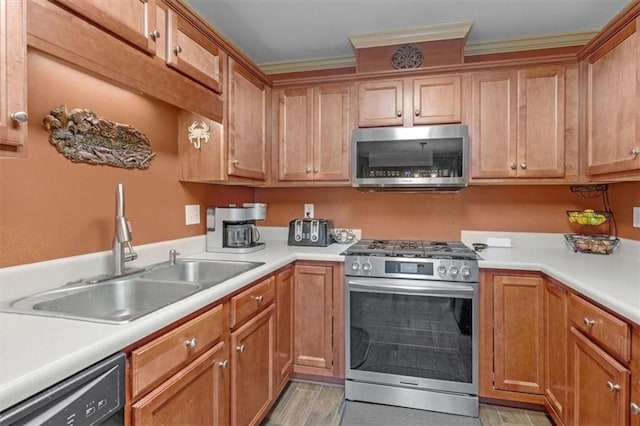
[362,261,372,272]
[351,261,361,271]
[460,265,471,277]
[437,265,448,276]
[449,266,459,276]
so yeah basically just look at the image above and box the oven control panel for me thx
[345,257,479,282]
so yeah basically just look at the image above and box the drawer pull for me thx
[218,360,229,369]
[173,45,183,55]
[252,295,264,302]
[236,344,246,353]
[185,338,198,348]
[606,381,621,392]
[583,318,596,327]
[631,147,640,158]
[631,403,640,415]
[10,111,28,123]
[149,30,160,40]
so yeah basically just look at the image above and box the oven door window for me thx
[350,291,473,384]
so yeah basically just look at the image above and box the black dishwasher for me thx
[0,352,125,426]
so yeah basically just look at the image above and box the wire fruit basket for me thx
[564,234,620,255]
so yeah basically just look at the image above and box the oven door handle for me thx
[346,278,475,298]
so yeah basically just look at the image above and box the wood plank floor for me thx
[262,381,554,426]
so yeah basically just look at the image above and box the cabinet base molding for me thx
[479,396,547,413]
[291,372,346,386]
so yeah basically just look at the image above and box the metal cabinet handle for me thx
[236,344,246,353]
[414,109,420,117]
[252,295,264,302]
[396,110,402,117]
[313,168,319,173]
[520,162,527,169]
[149,30,160,40]
[218,360,229,369]
[306,168,311,173]
[631,403,640,415]
[231,159,239,165]
[631,148,640,158]
[606,381,621,392]
[185,337,198,348]
[510,163,517,170]
[173,45,183,55]
[10,111,28,123]
[583,318,596,327]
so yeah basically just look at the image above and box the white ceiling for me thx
[183,0,631,69]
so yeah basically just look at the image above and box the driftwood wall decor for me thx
[43,105,156,169]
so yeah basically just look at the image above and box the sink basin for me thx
[4,278,201,324]
[141,260,265,288]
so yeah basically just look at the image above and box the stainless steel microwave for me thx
[351,124,469,191]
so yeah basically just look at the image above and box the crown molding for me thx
[349,22,473,49]
[260,30,597,75]
[464,30,598,56]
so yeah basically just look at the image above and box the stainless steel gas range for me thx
[343,239,480,417]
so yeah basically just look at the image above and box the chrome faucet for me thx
[113,183,138,275]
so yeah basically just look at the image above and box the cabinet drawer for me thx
[230,276,275,328]
[131,304,224,399]
[569,294,631,362]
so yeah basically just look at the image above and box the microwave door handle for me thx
[347,279,475,299]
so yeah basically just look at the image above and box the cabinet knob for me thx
[414,109,420,117]
[313,168,319,173]
[396,110,402,117]
[510,163,517,170]
[218,360,229,369]
[173,45,183,55]
[583,317,596,327]
[10,111,28,123]
[306,168,311,173]
[606,381,621,392]
[520,162,527,169]
[149,30,160,40]
[185,337,198,348]
[252,295,264,302]
[631,148,640,158]
[231,159,239,165]
[236,344,246,353]
[631,403,640,415]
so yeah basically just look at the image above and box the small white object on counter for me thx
[486,237,512,247]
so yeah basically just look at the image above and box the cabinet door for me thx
[586,22,639,176]
[166,8,222,93]
[517,67,566,177]
[278,88,313,181]
[631,325,640,426]
[0,0,27,152]
[493,274,545,394]
[313,84,351,181]
[358,80,404,127]
[52,0,158,54]
[471,71,518,178]
[228,59,268,181]
[231,304,275,426]
[570,327,630,426]
[413,75,462,125]
[275,267,294,392]
[294,264,333,372]
[132,342,228,426]
[544,279,568,424]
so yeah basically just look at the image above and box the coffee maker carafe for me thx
[206,204,266,253]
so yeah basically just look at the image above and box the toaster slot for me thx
[310,220,319,242]
[294,219,303,242]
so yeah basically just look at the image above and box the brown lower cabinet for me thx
[544,278,568,423]
[631,326,640,426]
[275,266,294,392]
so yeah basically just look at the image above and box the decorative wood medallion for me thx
[390,45,424,69]
[43,105,155,169]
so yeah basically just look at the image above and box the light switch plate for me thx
[633,207,640,228]
[304,204,314,219]
[185,204,200,225]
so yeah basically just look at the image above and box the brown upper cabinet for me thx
[357,75,462,128]
[470,66,570,180]
[0,0,27,156]
[584,17,639,178]
[51,0,159,55]
[227,59,269,181]
[165,7,223,93]
[275,83,352,182]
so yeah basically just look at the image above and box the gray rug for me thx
[340,401,482,426]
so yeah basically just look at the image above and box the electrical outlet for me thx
[304,203,314,219]
[185,204,200,225]
[633,207,640,228]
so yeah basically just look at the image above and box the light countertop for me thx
[1,231,638,412]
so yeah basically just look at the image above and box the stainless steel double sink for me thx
[1,260,264,324]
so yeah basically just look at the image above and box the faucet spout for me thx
[113,183,138,276]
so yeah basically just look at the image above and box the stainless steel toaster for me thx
[287,219,334,247]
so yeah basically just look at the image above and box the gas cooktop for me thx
[344,239,478,260]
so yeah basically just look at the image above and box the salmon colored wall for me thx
[0,51,253,268]
[256,182,640,242]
